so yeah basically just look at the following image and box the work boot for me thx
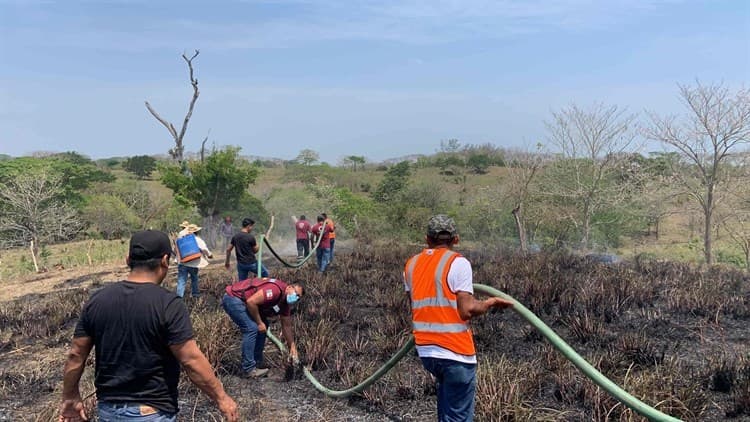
[245,367,269,378]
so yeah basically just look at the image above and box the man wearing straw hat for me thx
[175,224,212,298]
[177,220,191,237]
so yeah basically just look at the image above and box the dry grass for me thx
[1,244,749,421]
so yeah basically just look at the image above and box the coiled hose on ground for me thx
[258,236,682,421]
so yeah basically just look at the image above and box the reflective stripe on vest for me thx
[408,250,458,309]
[412,321,469,333]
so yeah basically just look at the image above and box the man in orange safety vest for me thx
[404,215,513,421]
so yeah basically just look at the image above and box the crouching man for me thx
[221,277,303,378]
[59,230,238,422]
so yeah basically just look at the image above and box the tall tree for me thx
[145,50,200,164]
[506,146,545,252]
[161,146,260,246]
[0,153,113,205]
[372,161,411,202]
[0,172,82,271]
[341,155,366,171]
[544,103,638,248]
[123,155,157,179]
[645,82,750,264]
[296,149,320,166]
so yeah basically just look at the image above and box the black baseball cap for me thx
[129,230,174,261]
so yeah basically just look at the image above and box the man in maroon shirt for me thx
[311,215,332,272]
[294,215,311,260]
[221,277,303,377]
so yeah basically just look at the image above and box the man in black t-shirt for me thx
[225,217,269,280]
[59,230,238,422]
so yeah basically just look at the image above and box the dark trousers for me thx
[296,238,310,258]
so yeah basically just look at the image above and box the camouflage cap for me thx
[427,214,457,238]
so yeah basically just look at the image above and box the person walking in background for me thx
[175,224,212,298]
[221,277,303,378]
[294,215,311,260]
[219,216,234,250]
[59,230,238,422]
[322,212,336,264]
[226,217,268,280]
[404,215,514,422]
[311,215,332,272]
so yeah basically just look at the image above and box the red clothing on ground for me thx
[295,220,311,240]
[311,222,332,249]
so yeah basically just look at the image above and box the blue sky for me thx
[1,0,748,164]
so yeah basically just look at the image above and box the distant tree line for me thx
[1,81,748,271]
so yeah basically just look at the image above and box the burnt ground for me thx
[1,242,749,421]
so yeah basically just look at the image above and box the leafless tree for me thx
[296,149,320,166]
[717,161,750,270]
[543,103,638,249]
[200,129,211,163]
[506,145,546,252]
[644,82,750,265]
[0,172,82,271]
[145,50,200,164]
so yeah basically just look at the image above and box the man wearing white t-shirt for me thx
[404,215,513,421]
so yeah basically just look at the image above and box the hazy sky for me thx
[1,0,748,164]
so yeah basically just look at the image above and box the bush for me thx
[81,194,139,239]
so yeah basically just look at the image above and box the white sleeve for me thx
[403,271,410,292]
[447,257,473,294]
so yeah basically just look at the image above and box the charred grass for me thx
[1,245,749,421]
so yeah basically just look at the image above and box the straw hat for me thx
[179,220,190,228]
[186,224,202,234]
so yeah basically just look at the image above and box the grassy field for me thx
[0,239,128,282]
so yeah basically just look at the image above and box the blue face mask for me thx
[286,291,299,305]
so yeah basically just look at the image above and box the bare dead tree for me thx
[0,172,82,271]
[543,103,638,249]
[200,129,211,163]
[644,82,750,265]
[145,50,200,164]
[506,145,546,252]
[718,166,750,270]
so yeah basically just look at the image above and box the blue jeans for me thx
[421,357,476,422]
[329,239,335,263]
[316,247,331,272]
[221,294,267,372]
[176,265,200,298]
[98,401,176,421]
[237,262,268,280]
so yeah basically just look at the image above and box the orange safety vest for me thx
[325,218,336,239]
[404,248,475,356]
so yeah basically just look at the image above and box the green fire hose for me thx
[257,236,682,421]
[262,234,323,269]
